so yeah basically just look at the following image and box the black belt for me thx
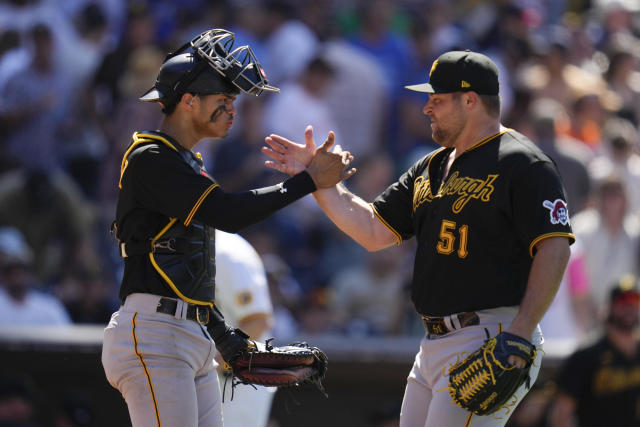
[156,297,210,325]
[421,312,479,336]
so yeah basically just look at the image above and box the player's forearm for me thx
[194,171,316,232]
[508,236,571,339]
[312,184,396,251]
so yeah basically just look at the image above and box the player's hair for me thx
[478,95,501,118]
[161,97,183,115]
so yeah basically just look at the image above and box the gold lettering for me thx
[413,173,499,214]
[413,176,433,212]
[447,174,499,213]
[594,367,640,395]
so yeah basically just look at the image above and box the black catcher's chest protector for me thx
[149,218,216,304]
[114,132,217,305]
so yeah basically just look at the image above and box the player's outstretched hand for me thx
[305,130,356,189]
[263,125,317,176]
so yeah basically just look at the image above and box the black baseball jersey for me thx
[372,129,575,316]
[555,336,640,427]
[115,131,316,302]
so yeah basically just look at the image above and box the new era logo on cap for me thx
[406,50,499,96]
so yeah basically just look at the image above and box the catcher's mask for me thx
[140,29,279,106]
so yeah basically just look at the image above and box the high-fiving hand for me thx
[263,125,356,188]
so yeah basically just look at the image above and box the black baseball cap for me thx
[610,274,640,304]
[405,50,499,96]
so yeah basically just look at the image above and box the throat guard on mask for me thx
[115,132,217,305]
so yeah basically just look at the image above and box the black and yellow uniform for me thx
[114,131,316,305]
[555,336,640,427]
[371,129,575,316]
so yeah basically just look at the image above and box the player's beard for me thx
[432,114,465,148]
[431,95,466,147]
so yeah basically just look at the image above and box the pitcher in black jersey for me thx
[263,50,574,426]
[100,29,355,427]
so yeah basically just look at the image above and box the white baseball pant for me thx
[399,306,544,427]
[102,293,223,427]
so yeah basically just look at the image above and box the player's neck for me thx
[159,116,200,151]
[452,118,501,157]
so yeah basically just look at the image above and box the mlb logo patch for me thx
[542,199,569,225]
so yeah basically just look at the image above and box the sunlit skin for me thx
[159,92,237,151]
[191,93,237,139]
[423,92,467,148]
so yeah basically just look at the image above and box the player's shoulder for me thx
[498,129,554,165]
[128,132,180,158]
[407,147,448,175]
[215,230,263,265]
[215,230,253,252]
[124,131,186,175]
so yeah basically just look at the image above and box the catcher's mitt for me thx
[447,331,536,415]
[214,327,328,396]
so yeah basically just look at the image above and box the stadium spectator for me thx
[571,172,640,318]
[0,169,96,284]
[0,372,43,427]
[526,97,593,215]
[549,274,640,427]
[0,23,68,171]
[0,227,71,326]
[327,247,410,336]
[589,116,640,214]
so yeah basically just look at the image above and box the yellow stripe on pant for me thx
[132,312,161,427]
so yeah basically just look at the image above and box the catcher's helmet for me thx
[140,29,279,105]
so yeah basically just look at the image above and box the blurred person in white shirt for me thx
[0,227,71,326]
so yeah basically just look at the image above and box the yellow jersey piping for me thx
[132,312,161,427]
[466,129,512,152]
[119,132,179,189]
[370,203,402,245]
[184,183,219,227]
[425,146,448,197]
[529,232,576,258]
[148,218,214,307]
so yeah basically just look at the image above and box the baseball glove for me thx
[447,331,536,415]
[213,326,328,396]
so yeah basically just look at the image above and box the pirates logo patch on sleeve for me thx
[542,199,569,225]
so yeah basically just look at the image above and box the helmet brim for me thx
[139,87,164,101]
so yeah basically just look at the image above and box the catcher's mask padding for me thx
[140,28,278,103]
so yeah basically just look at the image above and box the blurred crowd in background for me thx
[0,0,640,425]
[0,0,639,342]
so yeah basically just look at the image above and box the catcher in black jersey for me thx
[101,29,352,427]
[550,275,640,427]
[263,50,574,426]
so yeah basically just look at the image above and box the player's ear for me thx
[181,93,197,108]
[463,92,478,108]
